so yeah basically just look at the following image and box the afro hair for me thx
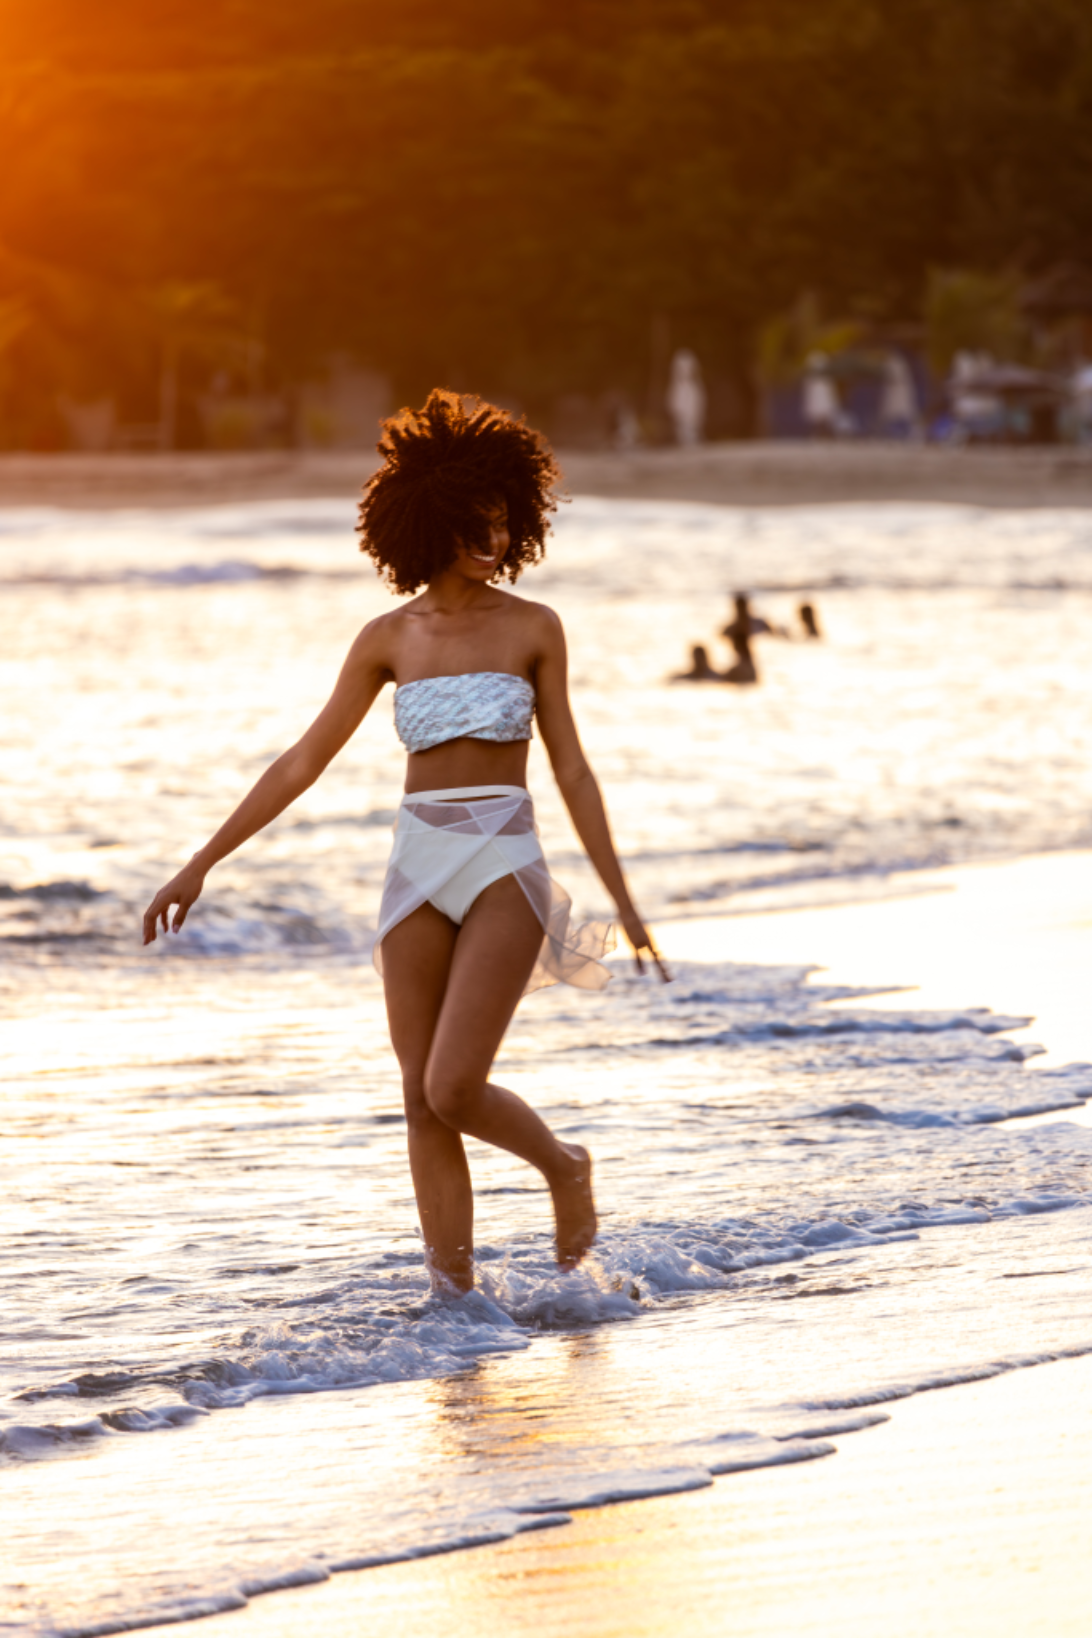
[357,389,561,596]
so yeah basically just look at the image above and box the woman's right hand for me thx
[142,860,206,945]
[619,907,672,983]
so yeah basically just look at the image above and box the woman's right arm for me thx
[141,622,391,945]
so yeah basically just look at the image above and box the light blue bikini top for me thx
[394,671,536,754]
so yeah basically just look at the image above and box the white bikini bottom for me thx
[374,785,614,994]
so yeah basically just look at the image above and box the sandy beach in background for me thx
[136,849,1092,1638]
[4,442,1092,509]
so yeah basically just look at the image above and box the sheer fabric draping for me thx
[374,786,614,994]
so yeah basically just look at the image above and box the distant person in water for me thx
[725,591,787,638]
[798,602,822,639]
[670,644,724,682]
[721,594,759,685]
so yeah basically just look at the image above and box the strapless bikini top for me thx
[393,671,536,754]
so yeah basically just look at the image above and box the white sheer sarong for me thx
[374,786,614,994]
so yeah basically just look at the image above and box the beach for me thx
[132,1350,1092,1638]
[4,492,1092,1637]
[129,1348,1092,1638]
[4,441,1092,511]
[9,1,1092,1624]
[124,850,1092,1638]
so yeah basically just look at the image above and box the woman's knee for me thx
[402,1077,433,1128]
[423,1065,479,1128]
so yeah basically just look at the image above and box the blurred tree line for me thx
[1,0,1091,447]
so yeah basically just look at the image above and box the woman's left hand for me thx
[620,909,672,983]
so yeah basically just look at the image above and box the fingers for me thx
[632,945,672,982]
[142,884,190,945]
[624,920,673,984]
[638,936,672,984]
[142,893,165,945]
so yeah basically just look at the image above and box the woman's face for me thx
[453,500,510,581]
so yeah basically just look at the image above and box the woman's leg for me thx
[380,901,474,1291]
[423,875,597,1270]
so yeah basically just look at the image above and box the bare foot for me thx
[550,1143,597,1269]
[426,1259,474,1298]
[424,1244,474,1297]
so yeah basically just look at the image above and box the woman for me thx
[142,390,665,1295]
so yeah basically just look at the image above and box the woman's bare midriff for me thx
[403,737,531,796]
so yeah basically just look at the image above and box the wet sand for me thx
[136,1354,1092,1638]
[136,849,1092,1638]
[657,849,1092,1082]
[3,443,1092,509]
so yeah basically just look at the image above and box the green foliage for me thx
[1,0,1091,443]
[924,270,1023,377]
[758,294,864,386]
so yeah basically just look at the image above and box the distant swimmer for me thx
[725,590,788,638]
[798,601,822,639]
[143,389,669,1298]
[725,649,757,685]
[722,592,753,647]
[721,593,759,685]
[670,644,725,682]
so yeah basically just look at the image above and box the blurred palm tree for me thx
[141,282,244,449]
[0,239,138,444]
[757,292,863,387]
[925,271,1023,379]
[0,240,247,448]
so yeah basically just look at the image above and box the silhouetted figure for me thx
[724,591,785,637]
[666,349,706,445]
[721,594,759,685]
[802,351,839,438]
[670,644,725,682]
[722,593,752,647]
[798,601,822,639]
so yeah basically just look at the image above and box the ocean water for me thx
[3,496,1092,1636]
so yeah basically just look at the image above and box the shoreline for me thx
[4,442,1092,509]
[135,1350,1092,1638]
[655,849,1092,1079]
[131,847,1092,1638]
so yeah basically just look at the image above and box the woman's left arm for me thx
[533,607,669,979]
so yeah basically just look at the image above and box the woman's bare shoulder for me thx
[499,589,564,642]
[337,606,415,686]
[350,600,423,655]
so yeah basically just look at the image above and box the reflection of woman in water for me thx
[721,593,758,685]
[143,391,667,1294]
